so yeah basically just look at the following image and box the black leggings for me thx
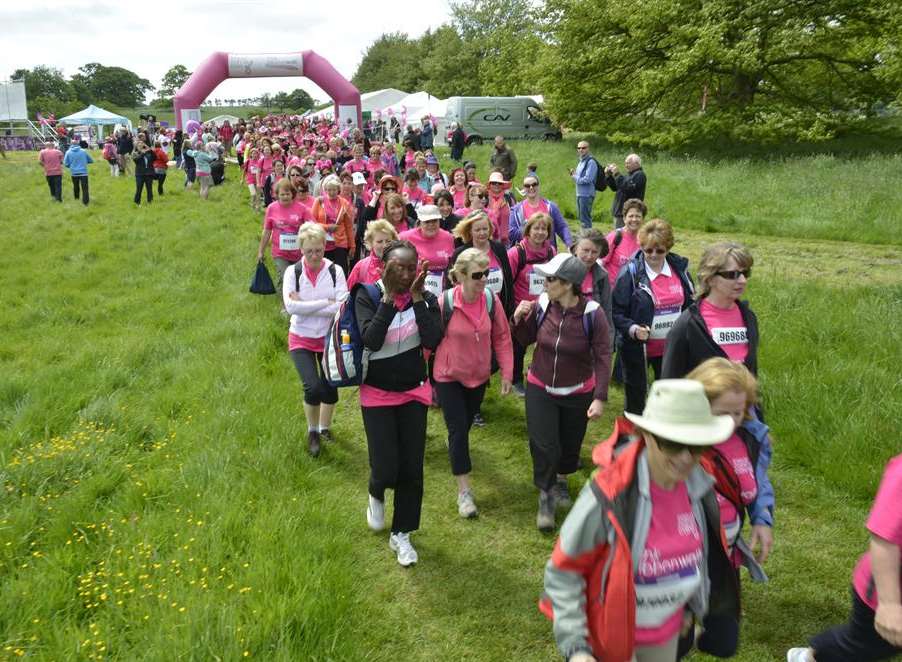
[134,175,154,204]
[72,175,89,205]
[525,382,592,492]
[326,247,349,275]
[156,172,166,194]
[435,380,487,476]
[289,349,338,406]
[622,346,662,415]
[512,338,527,385]
[809,588,902,662]
[361,401,427,534]
[45,175,62,201]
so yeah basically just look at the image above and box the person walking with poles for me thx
[570,141,600,229]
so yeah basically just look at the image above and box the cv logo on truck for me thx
[468,108,510,123]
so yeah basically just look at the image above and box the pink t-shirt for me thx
[580,271,594,297]
[519,198,549,224]
[713,433,758,548]
[288,333,325,352]
[400,227,456,298]
[451,187,468,208]
[635,480,704,645]
[264,201,313,262]
[647,271,685,358]
[344,158,368,174]
[347,255,383,290]
[39,148,63,176]
[508,241,555,306]
[853,455,902,609]
[699,299,749,363]
[245,157,261,184]
[602,230,640,287]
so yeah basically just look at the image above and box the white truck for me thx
[443,96,561,145]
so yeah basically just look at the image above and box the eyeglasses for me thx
[653,434,705,457]
[524,183,538,189]
[716,269,752,280]
[470,269,491,280]
[643,247,667,255]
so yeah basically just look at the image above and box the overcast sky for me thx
[3,0,452,103]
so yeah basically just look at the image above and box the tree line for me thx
[353,0,902,146]
[10,63,316,119]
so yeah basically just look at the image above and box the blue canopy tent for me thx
[58,104,133,142]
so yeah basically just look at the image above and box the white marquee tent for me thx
[59,104,132,130]
[361,88,409,113]
[377,92,447,123]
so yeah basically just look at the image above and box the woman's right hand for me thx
[381,263,396,302]
[513,299,535,324]
[633,325,650,342]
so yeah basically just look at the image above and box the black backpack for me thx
[582,156,606,192]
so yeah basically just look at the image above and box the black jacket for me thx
[117,134,134,155]
[132,149,155,177]
[612,251,694,357]
[605,167,646,217]
[448,240,515,316]
[661,299,759,378]
[588,263,615,346]
[441,212,462,235]
[355,289,442,392]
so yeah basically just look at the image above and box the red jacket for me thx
[152,148,168,170]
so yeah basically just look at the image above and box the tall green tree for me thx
[450,0,550,95]
[10,66,74,116]
[70,63,154,108]
[419,26,483,97]
[155,64,192,105]
[351,32,425,92]
[542,0,896,146]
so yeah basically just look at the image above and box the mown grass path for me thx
[0,148,899,660]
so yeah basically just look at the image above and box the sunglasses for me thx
[643,247,667,255]
[653,434,705,457]
[479,195,489,201]
[716,269,752,280]
[544,275,559,283]
[524,183,538,189]
[470,269,491,280]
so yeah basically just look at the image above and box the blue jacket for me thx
[420,122,434,149]
[63,145,94,176]
[508,198,573,249]
[742,417,775,528]
[572,154,598,197]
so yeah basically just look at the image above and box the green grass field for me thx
[0,142,900,661]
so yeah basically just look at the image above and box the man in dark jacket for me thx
[116,130,134,176]
[490,136,517,181]
[449,123,466,161]
[605,153,646,229]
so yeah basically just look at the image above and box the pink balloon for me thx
[185,120,201,134]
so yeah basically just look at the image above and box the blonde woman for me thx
[284,224,348,457]
[433,248,513,518]
[346,219,399,290]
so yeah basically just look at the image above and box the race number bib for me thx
[424,271,444,298]
[711,327,748,346]
[486,267,503,294]
[251,166,259,174]
[279,233,299,251]
[634,567,702,628]
[528,269,546,296]
[650,304,681,340]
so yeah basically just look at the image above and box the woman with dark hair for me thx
[511,253,611,530]
[355,239,442,567]
[434,189,462,235]
[570,228,614,346]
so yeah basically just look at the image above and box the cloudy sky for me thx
[3,0,452,103]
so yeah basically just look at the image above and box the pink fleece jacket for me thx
[433,286,514,386]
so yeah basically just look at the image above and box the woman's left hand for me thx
[500,379,512,396]
[410,259,429,301]
[749,524,774,564]
[587,399,604,420]
[288,292,301,301]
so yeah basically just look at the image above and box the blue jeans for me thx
[576,195,595,228]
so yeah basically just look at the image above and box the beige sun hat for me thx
[624,379,734,445]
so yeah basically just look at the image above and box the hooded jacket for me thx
[62,145,94,176]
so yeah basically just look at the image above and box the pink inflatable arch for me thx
[174,51,361,129]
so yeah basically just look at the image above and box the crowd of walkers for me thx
[36,111,900,662]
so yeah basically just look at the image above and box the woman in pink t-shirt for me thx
[354,240,442,567]
[434,249,513,519]
[543,380,738,662]
[788,454,902,662]
[449,167,469,209]
[602,198,645,288]
[256,178,314,288]
[687,358,775,658]
[347,220,399,290]
[399,205,456,299]
[662,242,758,381]
[612,219,694,415]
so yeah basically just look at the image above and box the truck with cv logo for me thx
[443,96,562,145]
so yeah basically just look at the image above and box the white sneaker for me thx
[457,490,478,518]
[366,495,385,531]
[388,532,418,567]
[786,648,813,662]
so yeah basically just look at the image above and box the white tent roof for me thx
[378,92,447,122]
[59,104,132,129]
[360,88,409,113]
[207,114,240,127]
